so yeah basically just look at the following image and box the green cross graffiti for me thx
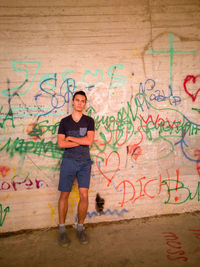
[149,34,195,90]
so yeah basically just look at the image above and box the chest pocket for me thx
[80,127,87,136]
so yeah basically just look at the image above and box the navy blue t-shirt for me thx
[58,114,95,162]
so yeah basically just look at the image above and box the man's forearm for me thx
[58,140,80,148]
[67,136,93,146]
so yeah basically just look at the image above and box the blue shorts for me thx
[58,158,92,192]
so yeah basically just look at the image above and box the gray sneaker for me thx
[77,229,88,244]
[58,232,70,247]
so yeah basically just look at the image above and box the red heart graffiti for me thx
[183,75,200,102]
[96,151,120,187]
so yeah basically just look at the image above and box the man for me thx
[57,90,95,246]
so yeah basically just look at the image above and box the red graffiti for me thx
[0,177,48,191]
[189,229,200,240]
[0,166,10,177]
[116,180,136,207]
[127,145,142,161]
[140,114,181,128]
[114,169,181,207]
[96,151,120,187]
[183,74,200,102]
[162,232,188,262]
[194,150,200,178]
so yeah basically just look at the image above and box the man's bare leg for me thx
[58,192,70,246]
[76,188,89,244]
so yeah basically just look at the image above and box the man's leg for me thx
[76,188,89,244]
[58,191,70,224]
[58,192,70,247]
[77,188,88,224]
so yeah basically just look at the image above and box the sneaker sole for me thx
[59,241,70,247]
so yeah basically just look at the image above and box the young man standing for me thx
[57,90,95,246]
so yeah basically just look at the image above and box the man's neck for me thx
[72,111,83,122]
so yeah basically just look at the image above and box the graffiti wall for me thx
[0,0,200,232]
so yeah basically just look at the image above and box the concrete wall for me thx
[0,0,200,233]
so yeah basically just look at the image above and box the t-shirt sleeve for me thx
[88,117,95,131]
[58,119,65,134]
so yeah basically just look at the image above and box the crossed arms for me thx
[57,131,95,149]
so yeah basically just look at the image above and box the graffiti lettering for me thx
[162,232,188,262]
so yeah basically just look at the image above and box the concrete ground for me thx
[0,212,200,267]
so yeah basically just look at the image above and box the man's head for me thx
[72,91,87,102]
[72,91,87,112]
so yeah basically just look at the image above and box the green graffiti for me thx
[0,204,10,227]
[87,92,200,160]
[107,64,127,88]
[0,137,63,159]
[2,61,41,96]
[82,69,103,88]
[27,120,60,138]
[0,106,15,128]
[149,34,195,90]
[87,101,138,153]
[162,179,200,205]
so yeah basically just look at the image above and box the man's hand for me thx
[57,134,80,148]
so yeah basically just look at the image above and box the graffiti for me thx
[107,64,127,88]
[0,106,15,129]
[48,202,56,225]
[89,101,137,155]
[189,229,200,240]
[194,150,200,177]
[35,75,76,117]
[0,166,10,177]
[149,34,195,91]
[162,232,188,262]
[162,179,200,204]
[183,74,200,102]
[26,120,59,140]
[0,174,49,191]
[127,145,142,161]
[82,69,103,89]
[0,137,63,159]
[101,168,199,207]
[0,54,200,233]
[76,208,129,220]
[0,204,10,227]
[2,61,41,97]
[96,151,120,187]
[174,131,200,163]
[137,79,181,108]
[136,93,200,161]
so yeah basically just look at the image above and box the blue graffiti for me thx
[34,74,76,116]
[175,132,200,163]
[137,79,181,111]
[75,208,128,221]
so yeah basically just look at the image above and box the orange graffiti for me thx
[0,166,10,177]
[127,144,142,161]
[26,122,44,141]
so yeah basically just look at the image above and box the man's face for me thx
[72,94,86,112]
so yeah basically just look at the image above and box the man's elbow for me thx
[88,139,94,146]
[57,141,64,148]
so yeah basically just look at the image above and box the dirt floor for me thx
[0,212,200,267]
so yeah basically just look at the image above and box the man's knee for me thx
[59,192,70,202]
[79,189,88,202]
